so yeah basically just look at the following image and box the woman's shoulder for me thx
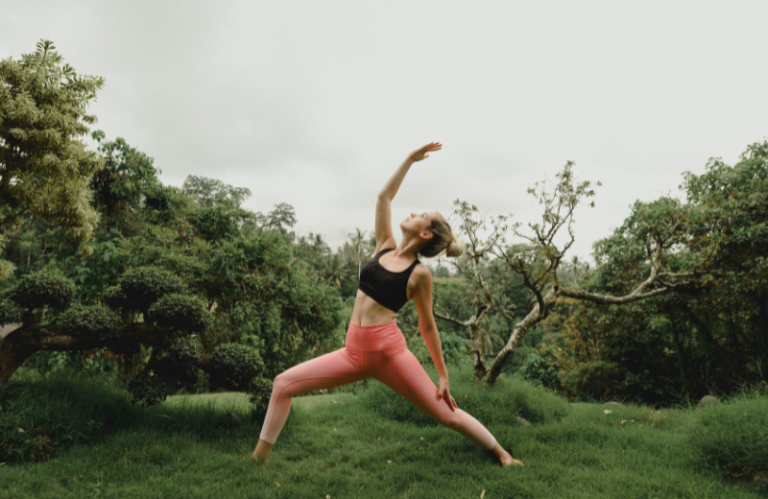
[411,262,432,282]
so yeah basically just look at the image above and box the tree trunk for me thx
[469,320,487,381]
[0,329,40,383]
[0,323,165,383]
[481,288,559,387]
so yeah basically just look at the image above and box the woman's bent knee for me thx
[272,373,294,397]
[438,410,462,430]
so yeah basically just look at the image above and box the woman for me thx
[252,142,523,467]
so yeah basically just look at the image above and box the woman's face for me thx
[400,211,435,239]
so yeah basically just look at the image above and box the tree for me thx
[339,228,372,281]
[430,202,507,380]
[90,131,162,231]
[182,175,252,208]
[0,267,271,410]
[0,40,103,243]
[436,162,712,387]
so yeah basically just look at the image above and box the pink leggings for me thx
[259,321,497,451]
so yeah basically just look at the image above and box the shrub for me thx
[518,352,560,391]
[208,343,264,391]
[59,304,124,342]
[127,372,182,407]
[0,374,139,463]
[115,266,183,312]
[247,377,274,419]
[152,338,202,387]
[144,182,173,211]
[562,360,621,402]
[9,271,75,311]
[440,332,471,366]
[148,293,211,334]
[127,339,204,406]
[0,292,21,325]
[685,393,768,486]
[405,332,469,367]
[101,285,129,310]
[359,360,569,427]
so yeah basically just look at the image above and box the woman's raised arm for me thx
[374,143,442,251]
[378,142,442,201]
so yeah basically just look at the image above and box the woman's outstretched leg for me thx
[371,347,497,450]
[254,346,367,460]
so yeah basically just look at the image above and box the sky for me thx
[2,1,767,265]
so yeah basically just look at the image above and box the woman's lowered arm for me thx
[411,266,458,411]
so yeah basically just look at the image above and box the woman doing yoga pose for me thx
[252,142,523,467]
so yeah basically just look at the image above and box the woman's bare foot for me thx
[252,438,274,462]
[489,442,524,467]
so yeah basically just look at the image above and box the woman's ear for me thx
[420,230,433,240]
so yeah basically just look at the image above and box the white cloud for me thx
[3,0,767,262]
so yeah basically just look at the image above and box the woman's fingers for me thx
[439,389,456,411]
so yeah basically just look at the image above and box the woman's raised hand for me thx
[408,142,442,163]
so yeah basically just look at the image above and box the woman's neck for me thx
[393,236,422,260]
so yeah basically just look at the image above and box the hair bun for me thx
[444,233,465,258]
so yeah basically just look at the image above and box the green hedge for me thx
[10,271,75,311]
[59,304,124,342]
[148,293,211,334]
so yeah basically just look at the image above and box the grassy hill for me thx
[1,363,766,498]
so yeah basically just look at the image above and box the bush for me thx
[148,293,211,334]
[127,372,183,407]
[685,392,768,486]
[0,374,139,463]
[152,338,203,387]
[101,285,129,310]
[0,292,21,325]
[247,377,274,419]
[440,332,471,366]
[518,352,560,391]
[144,182,173,211]
[209,343,264,391]
[562,360,621,402]
[359,360,569,427]
[9,271,75,311]
[405,332,469,367]
[115,266,183,312]
[126,339,205,407]
[59,304,124,342]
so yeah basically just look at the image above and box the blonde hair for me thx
[419,212,466,258]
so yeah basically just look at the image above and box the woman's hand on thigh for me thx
[437,376,457,412]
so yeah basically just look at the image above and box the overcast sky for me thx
[3,1,767,264]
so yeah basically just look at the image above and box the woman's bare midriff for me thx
[350,280,420,326]
[349,290,398,326]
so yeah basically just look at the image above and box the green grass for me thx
[1,365,766,499]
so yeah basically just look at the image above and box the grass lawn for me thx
[1,365,766,499]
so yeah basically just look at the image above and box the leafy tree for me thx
[182,175,252,208]
[0,40,103,242]
[90,131,161,231]
[0,267,272,408]
[508,141,768,404]
[434,162,714,387]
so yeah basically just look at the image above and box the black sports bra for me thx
[358,248,420,313]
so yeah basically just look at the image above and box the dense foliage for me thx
[2,39,768,415]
